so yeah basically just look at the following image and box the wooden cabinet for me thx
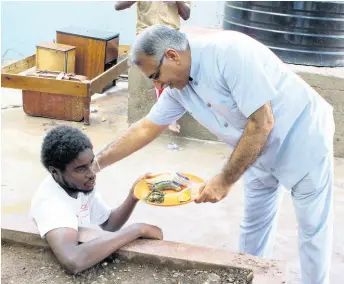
[36,42,76,73]
[56,26,119,79]
[22,90,84,121]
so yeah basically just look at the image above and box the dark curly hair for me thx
[41,125,93,171]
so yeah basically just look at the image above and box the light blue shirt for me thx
[147,31,334,188]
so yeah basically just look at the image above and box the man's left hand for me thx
[130,173,154,201]
[194,174,232,203]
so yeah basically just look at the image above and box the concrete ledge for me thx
[118,239,286,284]
[2,214,286,284]
[288,64,344,79]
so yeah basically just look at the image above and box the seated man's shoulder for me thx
[31,175,78,238]
[32,175,69,207]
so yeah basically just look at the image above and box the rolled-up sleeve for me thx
[147,88,186,125]
[222,38,278,118]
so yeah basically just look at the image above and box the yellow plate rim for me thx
[134,172,203,207]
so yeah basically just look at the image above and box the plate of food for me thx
[134,172,204,206]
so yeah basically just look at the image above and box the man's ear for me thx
[165,49,180,64]
[48,166,59,177]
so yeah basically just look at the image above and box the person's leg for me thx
[168,120,181,133]
[292,154,334,284]
[239,166,284,257]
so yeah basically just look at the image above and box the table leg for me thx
[83,97,91,125]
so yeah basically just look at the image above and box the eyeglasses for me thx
[149,55,165,81]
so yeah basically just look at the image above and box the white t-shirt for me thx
[30,175,112,238]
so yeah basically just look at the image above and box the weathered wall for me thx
[291,66,344,157]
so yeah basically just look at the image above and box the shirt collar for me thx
[188,37,201,83]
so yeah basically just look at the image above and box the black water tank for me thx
[223,1,344,67]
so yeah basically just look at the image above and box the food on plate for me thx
[143,173,195,204]
[163,193,179,204]
[178,189,191,202]
[172,172,191,186]
[144,190,165,203]
[150,180,181,192]
[145,174,172,184]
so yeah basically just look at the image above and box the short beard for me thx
[57,174,92,195]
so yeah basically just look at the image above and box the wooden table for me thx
[1,46,129,125]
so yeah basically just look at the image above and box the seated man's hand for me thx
[134,223,163,240]
[130,173,155,201]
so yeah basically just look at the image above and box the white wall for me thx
[1,1,224,62]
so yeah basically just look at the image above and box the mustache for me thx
[86,176,96,183]
[59,175,94,193]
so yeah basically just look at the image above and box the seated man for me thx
[30,125,162,274]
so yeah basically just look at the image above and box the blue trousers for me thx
[240,154,333,284]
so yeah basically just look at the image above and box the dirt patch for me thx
[1,241,253,284]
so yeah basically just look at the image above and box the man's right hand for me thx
[134,223,163,240]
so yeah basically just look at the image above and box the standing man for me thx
[115,1,191,133]
[93,25,335,284]
[115,1,190,34]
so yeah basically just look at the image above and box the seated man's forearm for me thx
[49,225,142,274]
[72,225,143,274]
[96,118,166,171]
[101,195,138,232]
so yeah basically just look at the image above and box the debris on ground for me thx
[2,242,253,284]
[1,104,22,110]
[42,121,58,127]
[167,142,183,151]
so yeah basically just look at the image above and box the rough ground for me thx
[1,242,253,284]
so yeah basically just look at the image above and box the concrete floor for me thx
[1,83,344,284]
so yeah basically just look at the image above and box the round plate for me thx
[134,173,204,207]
